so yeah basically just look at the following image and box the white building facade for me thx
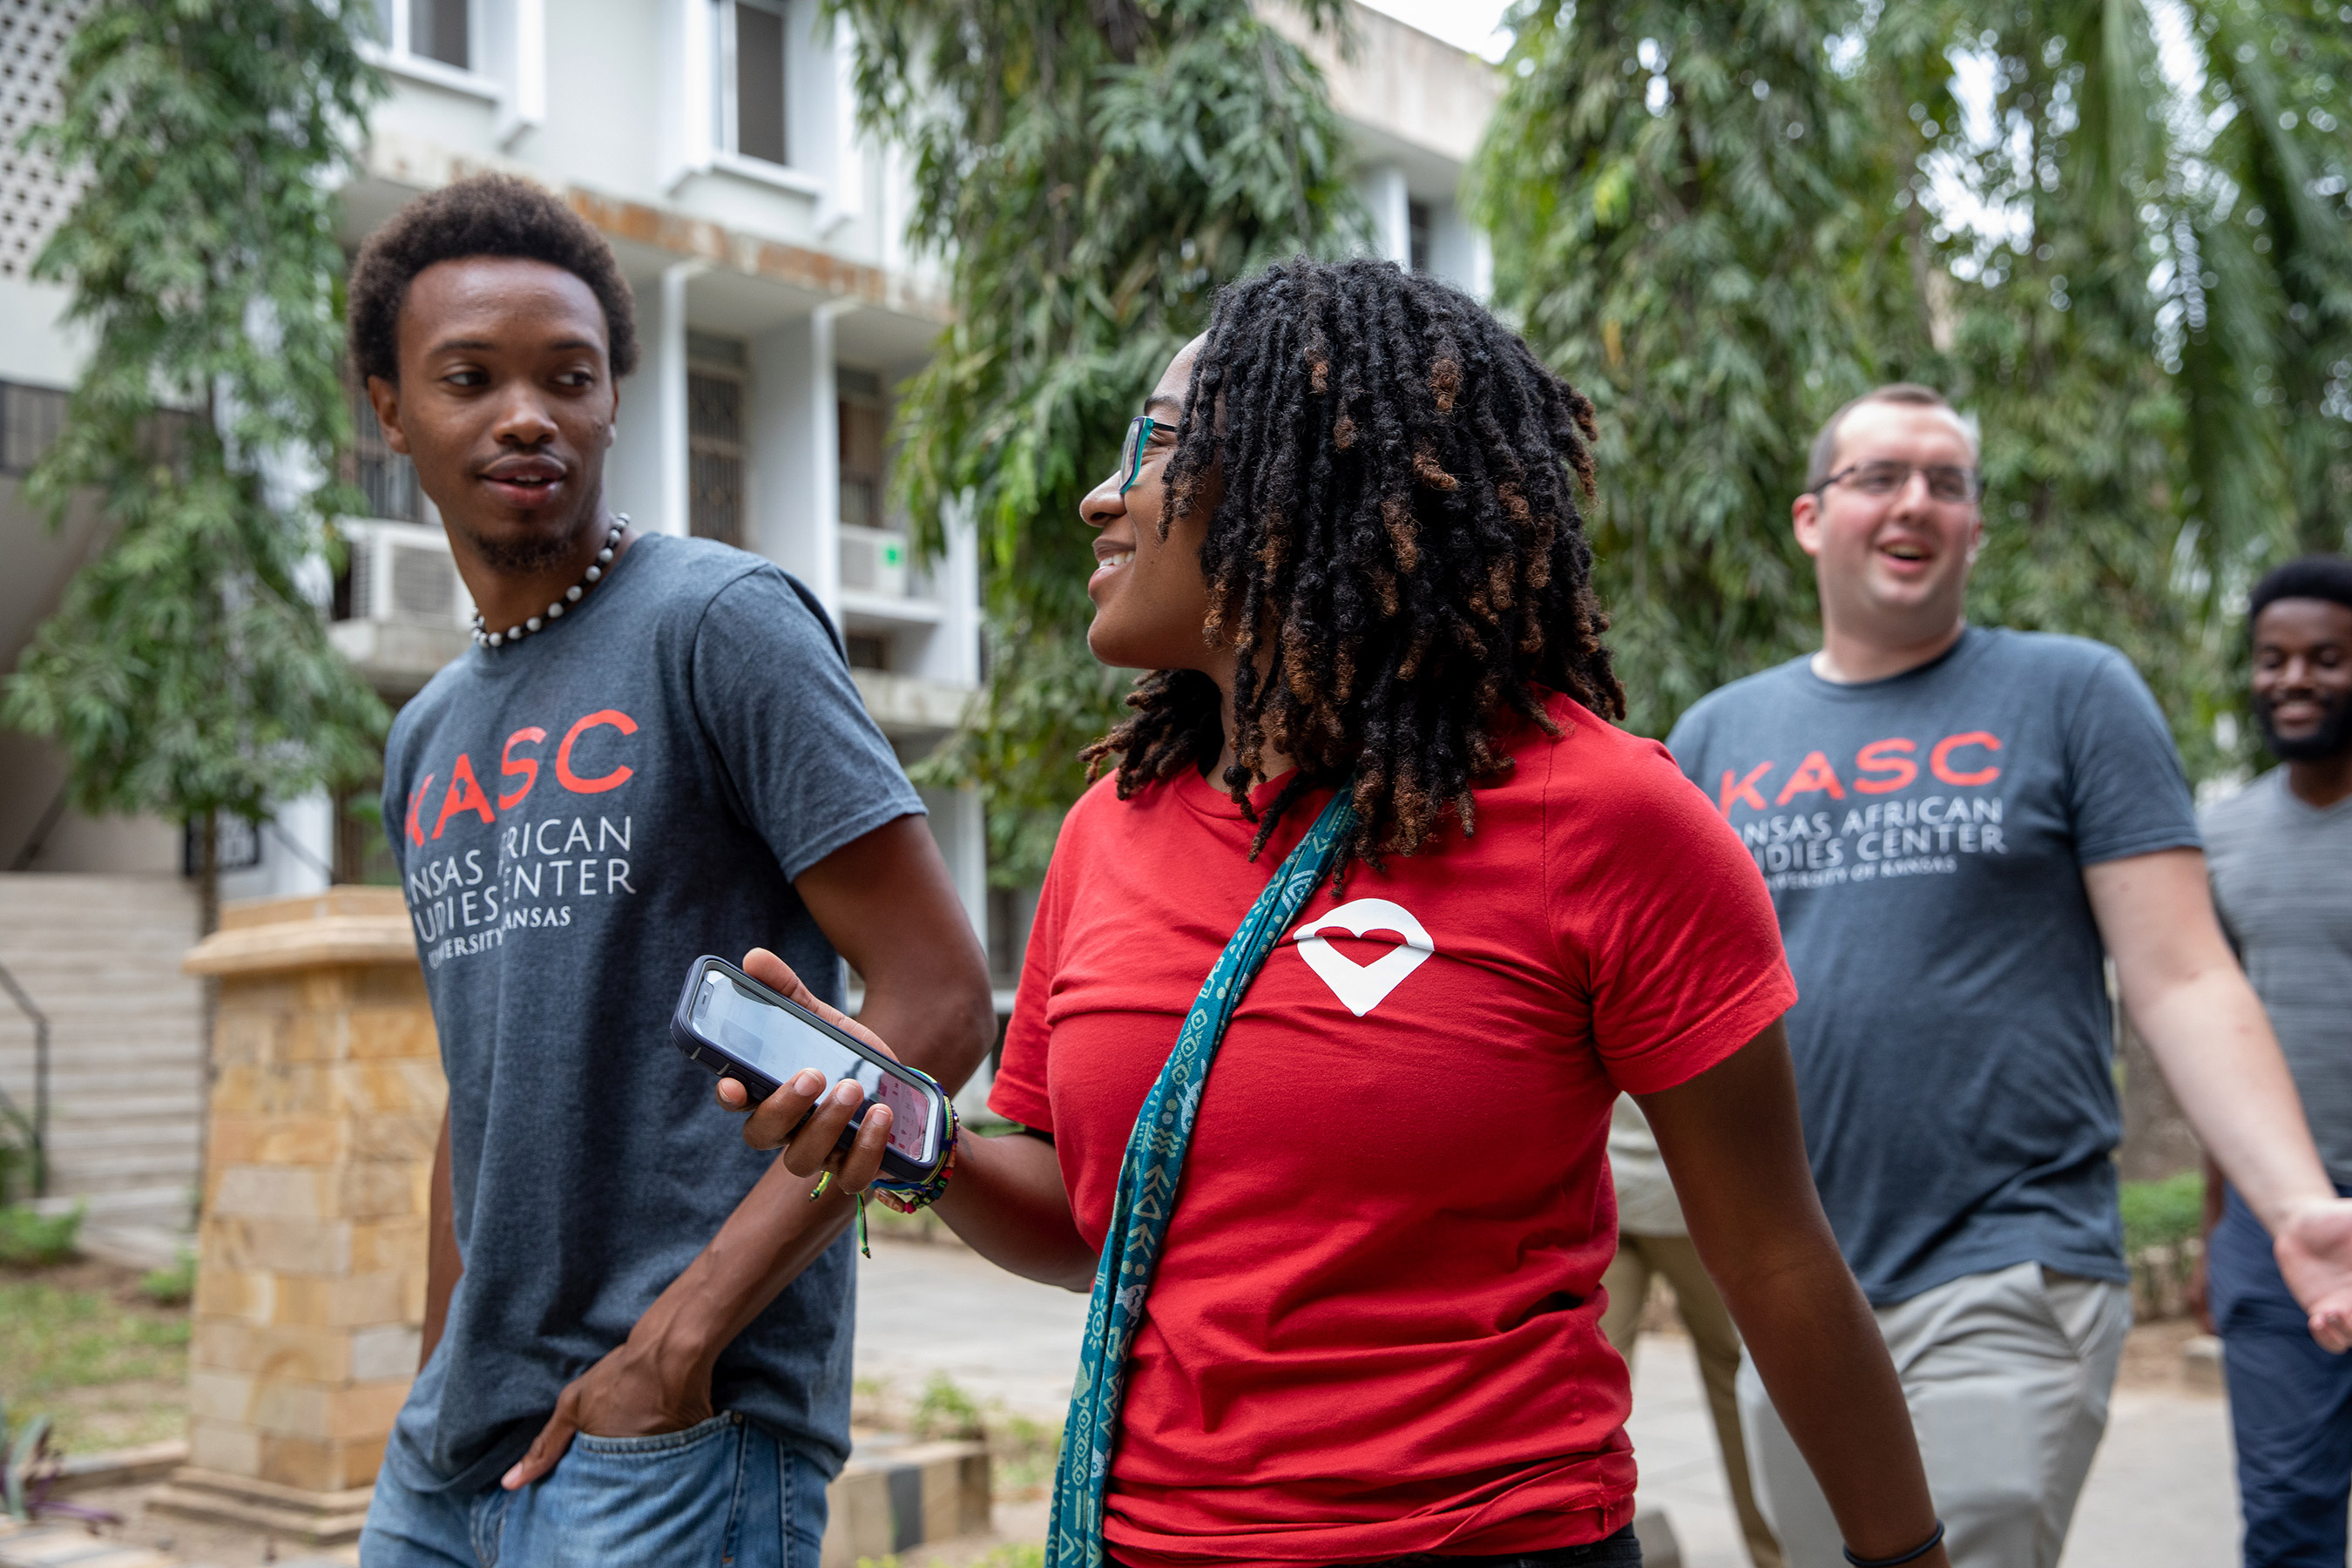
[0,0,1497,1227]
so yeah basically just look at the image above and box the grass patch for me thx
[858,1550,1044,1568]
[138,1252,196,1308]
[857,1372,1062,1503]
[0,1206,82,1267]
[0,1273,190,1453]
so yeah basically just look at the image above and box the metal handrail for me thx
[0,958,50,1200]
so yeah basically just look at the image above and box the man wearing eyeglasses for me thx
[1664,384,2352,1568]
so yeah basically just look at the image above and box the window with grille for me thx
[0,381,67,476]
[717,0,789,166]
[351,382,423,524]
[689,352,747,547]
[838,392,887,531]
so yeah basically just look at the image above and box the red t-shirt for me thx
[990,693,1795,1567]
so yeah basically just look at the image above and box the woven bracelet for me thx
[848,1104,961,1257]
[1843,1520,1945,1567]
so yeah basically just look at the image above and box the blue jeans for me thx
[360,1411,829,1568]
[2210,1184,2352,1568]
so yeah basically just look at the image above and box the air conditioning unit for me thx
[341,518,474,627]
[839,524,909,598]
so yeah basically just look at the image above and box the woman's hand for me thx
[715,947,898,1195]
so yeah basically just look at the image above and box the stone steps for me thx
[0,874,203,1211]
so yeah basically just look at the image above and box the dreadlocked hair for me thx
[1080,258,1622,867]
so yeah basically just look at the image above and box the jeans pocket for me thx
[571,1410,741,1458]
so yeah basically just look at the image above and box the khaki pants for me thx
[1735,1260,2131,1568]
[1602,1232,1784,1568]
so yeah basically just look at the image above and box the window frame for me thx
[368,0,498,98]
[715,0,791,168]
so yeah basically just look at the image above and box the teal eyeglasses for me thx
[1118,415,1166,497]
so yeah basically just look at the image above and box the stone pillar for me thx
[152,888,438,1544]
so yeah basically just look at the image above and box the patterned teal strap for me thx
[1046,784,1357,1568]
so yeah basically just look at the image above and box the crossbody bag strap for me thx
[1046,782,1358,1568]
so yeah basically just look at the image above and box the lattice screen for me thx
[0,0,89,280]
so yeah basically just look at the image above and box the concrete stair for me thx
[0,875,203,1227]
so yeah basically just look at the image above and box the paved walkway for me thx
[853,1239,2243,1566]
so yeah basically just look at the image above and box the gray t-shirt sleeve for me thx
[2061,650,2200,867]
[1662,704,1708,790]
[689,569,924,881]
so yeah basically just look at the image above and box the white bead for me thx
[507,625,523,639]
[585,564,602,582]
[487,632,504,647]
[597,547,614,563]
[547,601,564,618]
[526,617,543,632]
[566,585,584,602]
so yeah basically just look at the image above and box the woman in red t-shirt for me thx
[727,261,1950,1568]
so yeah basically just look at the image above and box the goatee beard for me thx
[2255,693,2352,763]
[456,517,593,574]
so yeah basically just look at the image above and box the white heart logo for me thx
[1292,898,1436,1017]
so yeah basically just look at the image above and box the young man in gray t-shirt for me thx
[1666,385,2352,1568]
[2197,556,2352,1567]
[348,177,995,1567]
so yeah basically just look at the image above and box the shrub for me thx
[2120,1172,2205,1257]
[0,1205,81,1268]
[138,1251,196,1306]
[911,1372,984,1442]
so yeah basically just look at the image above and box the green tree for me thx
[1913,0,2352,774]
[1478,0,2352,769]
[4,0,390,930]
[829,0,1365,882]
[1471,0,1933,738]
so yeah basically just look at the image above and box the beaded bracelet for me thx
[1843,1520,1945,1567]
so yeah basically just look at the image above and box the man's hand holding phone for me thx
[717,948,900,1197]
[504,950,911,1492]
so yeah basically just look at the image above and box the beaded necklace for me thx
[470,516,629,650]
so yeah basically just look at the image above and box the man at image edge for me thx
[1663,383,2352,1568]
[2195,555,2352,1568]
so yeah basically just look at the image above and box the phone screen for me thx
[695,971,936,1161]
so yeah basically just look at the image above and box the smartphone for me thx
[670,955,950,1184]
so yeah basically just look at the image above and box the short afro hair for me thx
[348,172,639,384]
[2249,555,2352,625]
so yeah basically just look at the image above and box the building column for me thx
[607,261,700,537]
[1362,163,1411,268]
[746,303,845,610]
[153,889,440,1544]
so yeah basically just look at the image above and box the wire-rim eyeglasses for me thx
[1811,460,1984,504]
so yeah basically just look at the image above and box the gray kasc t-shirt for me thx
[379,533,923,1491]
[2204,769,2352,1189]
[1666,628,2200,1305]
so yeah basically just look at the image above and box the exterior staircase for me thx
[0,873,203,1258]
